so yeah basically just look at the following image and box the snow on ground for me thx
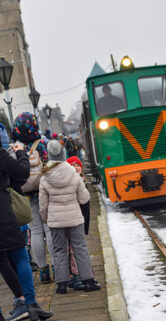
[154,227,166,245]
[102,195,166,321]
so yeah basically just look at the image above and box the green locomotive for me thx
[82,56,166,206]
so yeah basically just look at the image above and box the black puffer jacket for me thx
[0,148,30,251]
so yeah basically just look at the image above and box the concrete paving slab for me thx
[97,190,130,321]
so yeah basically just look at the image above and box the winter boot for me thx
[6,300,28,321]
[83,278,101,292]
[39,265,51,284]
[28,303,53,321]
[56,282,67,294]
[67,274,77,288]
[30,262,38,272]
[67,274,85,290]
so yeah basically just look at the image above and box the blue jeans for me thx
[22,230,33,264]
[8,247,36,305]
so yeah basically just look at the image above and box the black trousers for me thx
[0,251,23,298]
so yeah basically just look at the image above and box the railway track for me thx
[133,206,166,258]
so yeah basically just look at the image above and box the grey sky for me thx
[21,0,166,118]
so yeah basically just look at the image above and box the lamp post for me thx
[61,114,65,133]
[0,57,14,127]
[29,88,40,128]
[43,104,52,131]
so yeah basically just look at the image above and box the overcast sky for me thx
[21,0,166,118]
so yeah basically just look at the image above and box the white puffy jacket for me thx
[39,161,90,228]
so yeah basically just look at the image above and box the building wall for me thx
[0,87,33,121]
[0,0,34,124]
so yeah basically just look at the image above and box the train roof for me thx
[86,64,166,84]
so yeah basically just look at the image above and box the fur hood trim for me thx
[42,160,62,173]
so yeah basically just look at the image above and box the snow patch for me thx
[102,195,166,321]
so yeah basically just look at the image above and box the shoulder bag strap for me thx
[29,139,41,155]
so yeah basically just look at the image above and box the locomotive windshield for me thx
[138,75,166,107]
[94,81,127,116]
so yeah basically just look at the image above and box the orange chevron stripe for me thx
[145,112,164,158]
[119,120,147,159]
[119,111,166,159]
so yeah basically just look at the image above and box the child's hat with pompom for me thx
[47,140,64,161]
[66,156,83,169]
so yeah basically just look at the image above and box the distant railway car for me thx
[82,56,166,207]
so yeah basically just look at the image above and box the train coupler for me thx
[140,169,164,192]
[125,180,140,192]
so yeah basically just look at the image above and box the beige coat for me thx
[39,161,90,228]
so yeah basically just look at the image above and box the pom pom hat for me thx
[52,132,58,139]
[66,156,83,169]
[47,140,64,161]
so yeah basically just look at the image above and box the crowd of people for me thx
[43,129,84,160]
[0,112,100,321]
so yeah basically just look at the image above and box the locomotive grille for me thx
[119,112,166,163]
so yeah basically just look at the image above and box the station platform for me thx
[0,185,129,321]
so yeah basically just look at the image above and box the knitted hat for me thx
[52,132,58,139]
[47,140,64,161]
[66,156,83,169]
[0,123,9,149]
[59,133,63,138]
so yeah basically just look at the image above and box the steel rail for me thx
[134,209,166,257]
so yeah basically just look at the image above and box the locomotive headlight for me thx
[99,120,109,130]
[120,56,134,70]
[122,57,131,67]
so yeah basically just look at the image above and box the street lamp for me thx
[0,57,14,127]
[43,104,52,130]
[29,88,40,128]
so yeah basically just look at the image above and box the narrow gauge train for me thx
[82,56,166,207]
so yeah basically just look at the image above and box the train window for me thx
[138,75,166,107]
[94,82,127,116]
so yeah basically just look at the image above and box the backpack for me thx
[22,139,43,193]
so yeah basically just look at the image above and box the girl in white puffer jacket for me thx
[39,140,101,294]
